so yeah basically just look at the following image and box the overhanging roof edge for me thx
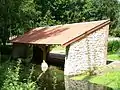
[62,19,110,47]
[11,19,110,46]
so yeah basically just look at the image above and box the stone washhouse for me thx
[11,20,110,76]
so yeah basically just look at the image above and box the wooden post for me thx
[43,46,46,61]
[38,45,46,61]
[38,44,50,61]
[38,44,50,72]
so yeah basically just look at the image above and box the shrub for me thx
[110,29,120,37]
[0,59,38,90]
[108,40,120,54]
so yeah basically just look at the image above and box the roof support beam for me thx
[38,44,50,61]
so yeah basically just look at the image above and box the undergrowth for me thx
[0,59,38,90]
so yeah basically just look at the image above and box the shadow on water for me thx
[35,64,112,90]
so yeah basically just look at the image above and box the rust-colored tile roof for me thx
[11,20,110,46]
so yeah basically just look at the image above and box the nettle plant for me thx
[0,59,37,90]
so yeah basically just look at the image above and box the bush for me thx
[0,59,38,90]
[108,40,120,54]
[110,29,120,37]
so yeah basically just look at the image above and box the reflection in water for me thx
[37,66,65,90]
[65,77,109,90]
[36,65,111,90]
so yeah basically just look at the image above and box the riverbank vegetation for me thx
[0,0,120,46]
[0,0,120,90]
[0,59,38,90]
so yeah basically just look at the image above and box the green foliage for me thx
[70,74,89,80]
[0,0,37,45]
[110,4,120,37]
[107,54,120,60]
[111,28,120,37]
[89,71,120,89]
[0,59,37,90]
[0,0,120,45]
[108,40,120,54]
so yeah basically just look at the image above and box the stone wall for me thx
[64,25,109,75]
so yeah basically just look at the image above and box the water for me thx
[35,65,112,90]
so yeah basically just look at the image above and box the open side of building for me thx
[11,20,110,76]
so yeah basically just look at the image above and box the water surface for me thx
[35,65,112,90]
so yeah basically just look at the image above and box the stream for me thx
[35,65,112,90]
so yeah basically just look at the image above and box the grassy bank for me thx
[107,54,120,60]
[89,71,120,89]
[71,71,120,90]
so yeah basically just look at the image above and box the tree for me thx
[34,0,87,24]
[111,3,120,37]
[0,0,119,46]
[83,0,119,36]
[0,0,37,45]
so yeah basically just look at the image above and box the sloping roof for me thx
[11,20,110,46]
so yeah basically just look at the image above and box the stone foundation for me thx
[64,25,109,75]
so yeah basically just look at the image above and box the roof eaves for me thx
[62,19,110,47]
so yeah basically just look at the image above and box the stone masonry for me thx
[64,25,109,75]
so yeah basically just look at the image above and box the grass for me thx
[89,71,120,89]
[52,46,65,51]
[70,71,120,89]
[107,54,120,60]
[50,45,65,54]
[70,74,89,80]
